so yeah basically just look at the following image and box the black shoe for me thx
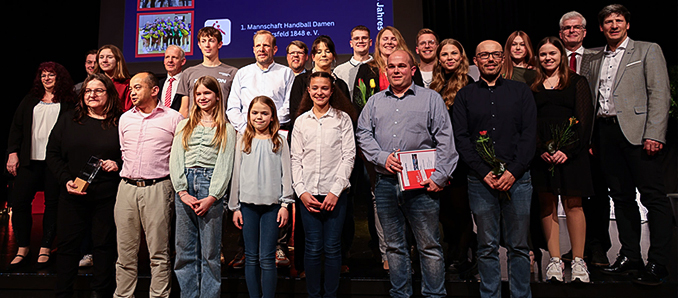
[8,254,28,271]
[36,253,51,269]
[590,249,610,267]
[601,255,644,275]
[633,262,668,286]
[91,290,114,298]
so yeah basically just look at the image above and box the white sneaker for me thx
[546,257,564,282]
[571,257,590,283]
[79,254,93,267]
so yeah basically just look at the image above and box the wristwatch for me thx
[281,202,290,209]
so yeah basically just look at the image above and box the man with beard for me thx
[452,40,537,298]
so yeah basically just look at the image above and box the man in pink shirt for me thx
[114,72,183,298]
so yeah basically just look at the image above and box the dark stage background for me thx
[4,0,677,192]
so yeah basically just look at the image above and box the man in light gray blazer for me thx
[586,4,672,286]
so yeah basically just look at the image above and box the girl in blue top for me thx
[229,95,294,298]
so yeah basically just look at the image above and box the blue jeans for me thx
[174,168,223,298]
[300,191,348,298]
[374,175,446,298]
[241,203,279,298]
[468,172,532,298]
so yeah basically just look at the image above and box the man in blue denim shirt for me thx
[356,50,457,298]
[452,40,537,298]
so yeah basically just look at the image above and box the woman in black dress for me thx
[429,38,477,275]
[6,62,75,269]
[530,37,594,283]
[47,73,123,297]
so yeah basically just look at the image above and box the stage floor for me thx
[0,197,676,298]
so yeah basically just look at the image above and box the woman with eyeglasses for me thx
[501,31,537,84]
[47,73,123,297]
[6,62,75,270]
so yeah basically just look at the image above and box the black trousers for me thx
[11,160,59,248]
[595,119,672,266]
[583,153,612,254]
[55,192,117,298]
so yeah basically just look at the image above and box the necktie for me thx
[569,53,577,73]
[164,77,175,107]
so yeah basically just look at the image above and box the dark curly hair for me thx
[74,73,122,129]
[30,61,76,104]
[297,71,357,122]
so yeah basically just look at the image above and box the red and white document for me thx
[396,149,436,191]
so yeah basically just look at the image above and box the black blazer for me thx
[158,74,183,112]
[7,94,71,167]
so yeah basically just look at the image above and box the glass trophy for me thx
[74,156,102,192]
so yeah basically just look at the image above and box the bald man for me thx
[452,41,537,298]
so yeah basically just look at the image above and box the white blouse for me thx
[31,102,60,160]
[291,106,356,197]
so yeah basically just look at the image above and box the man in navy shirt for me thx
[453,40,537,298]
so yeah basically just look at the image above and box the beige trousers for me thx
[114,179,174,298]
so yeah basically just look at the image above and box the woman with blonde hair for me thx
[352,26,423,112]
[170,75,236,297]
[429,38,478,274]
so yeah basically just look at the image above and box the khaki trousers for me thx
[114,179,174,298]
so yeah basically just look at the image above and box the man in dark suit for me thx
[158,45,186,112]
[586,4,672,285]
[558,10,611,268]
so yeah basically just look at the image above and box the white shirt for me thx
[31,102,60,160]
[597,37,629,117]
[291,107,356,197]
[420,70,433,88]
[565,46,585,74]
[226,61,295,133]
[161,72,182,106]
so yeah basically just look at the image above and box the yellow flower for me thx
[369,78,376,89]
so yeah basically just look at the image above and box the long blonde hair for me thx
[372,26,414,72]
[241,96,282,154]
[180,76,230,151]
[429,39,470,108]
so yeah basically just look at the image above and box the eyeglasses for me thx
[84,88,107,96]
[41,73,56,79]
[476,51,503,60]
[561,25,585,31]
[418,40,437,47]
